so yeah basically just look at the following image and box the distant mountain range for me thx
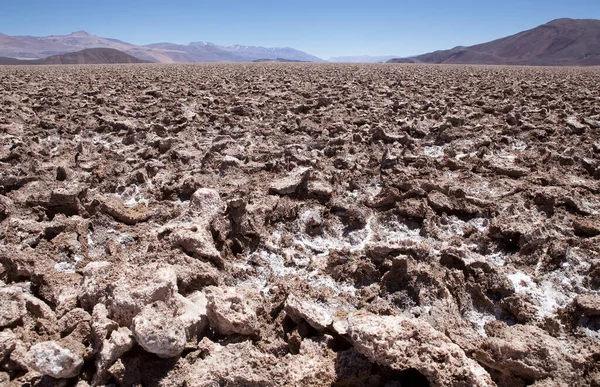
[388,18,600,66]
[0,48,149,65]
[0,30,324,63]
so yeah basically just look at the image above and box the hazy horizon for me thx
[3,0,599,58]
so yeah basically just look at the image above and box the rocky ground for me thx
[0,63,599,386]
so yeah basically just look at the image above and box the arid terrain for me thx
[0,63,599,386]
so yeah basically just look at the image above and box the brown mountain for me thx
[0,48,151,65]
[388,18,600,66]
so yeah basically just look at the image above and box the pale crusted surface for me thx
[131,301,187,358]
[24,341,83,379]
[346,311,494,387]
[0,63,599,386]
[205,285,262,337]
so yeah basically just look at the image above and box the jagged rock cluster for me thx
[0,63,599,386]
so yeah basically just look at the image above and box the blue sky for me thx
[2,0,599,58]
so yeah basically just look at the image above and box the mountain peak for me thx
[189,41,215,46]
[70,30,92,37]
[544,18,600,27]
[546,18,575,23]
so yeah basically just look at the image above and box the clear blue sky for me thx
[2,0,599,58]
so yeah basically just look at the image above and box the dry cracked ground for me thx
[0,63,599,387]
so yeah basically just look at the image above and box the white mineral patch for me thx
[486,251,508,266]
[114,185,149,208]
[511,140,527,151]
[508,271,536,294]
[54,254,83,273]
[364,183,382,200]
[463,309,496,337]
[423,145,446,158]
[508,270,579,318]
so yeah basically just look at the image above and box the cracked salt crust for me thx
[511,139,527,151]
[463,309,496,337]
[54,254,83,273]
[363,183,382,201]
[373,215,424,244]
[422,145,446,158]
[508,270,581,318]
[486,251,508,266]
[294,206,374,254]
[243,248,356,297]
[114,184,150,208]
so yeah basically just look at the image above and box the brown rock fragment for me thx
[205,286,261,337]
[346,311,494,386]
[573,216,600,236]
[474,322,586,384]
[0,288,26,328]
[575,294,600,316]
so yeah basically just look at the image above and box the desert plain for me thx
[0,63,599,386]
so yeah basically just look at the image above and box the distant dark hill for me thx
[386,57,421,64]
[252,58,308,62]
[0,48,151,65]
[388,18,600,66]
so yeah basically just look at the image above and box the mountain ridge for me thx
[0,48,151,65]
[388,18,600,66]
[0,30,324,63]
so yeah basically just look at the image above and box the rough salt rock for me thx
[80,263,178,325]
[285,294,333,331]
[269,167,311,195]
[100,327,134,364]
[172,227,222,264]
[93,327,134,385]
[575,294,600,316]
[91,303,119,350]
[0,287,26,328]
[0,330,16,363]
[306,178,333,200]
[185,338,277,386]
[190,188,222,220]
[57,308,91,335]
[8,339,29,371]
[99,197,153,225]
[474,322,585,383]
[371,126,408,143]
[490,160,529,178]
[427,190,454,213]
[346,311,494,387]
[565,116,586,132]
[573,217,600,236]
[174,292,208,340]
[0,194,13,217]
[284,336,337,385]
[25,341,84,379]
[165,189,223,265]
[131,301,187,358]
[205,286,261,336]
[221,155,243,169]
[583,116,600,128]
[172,257,220,292]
